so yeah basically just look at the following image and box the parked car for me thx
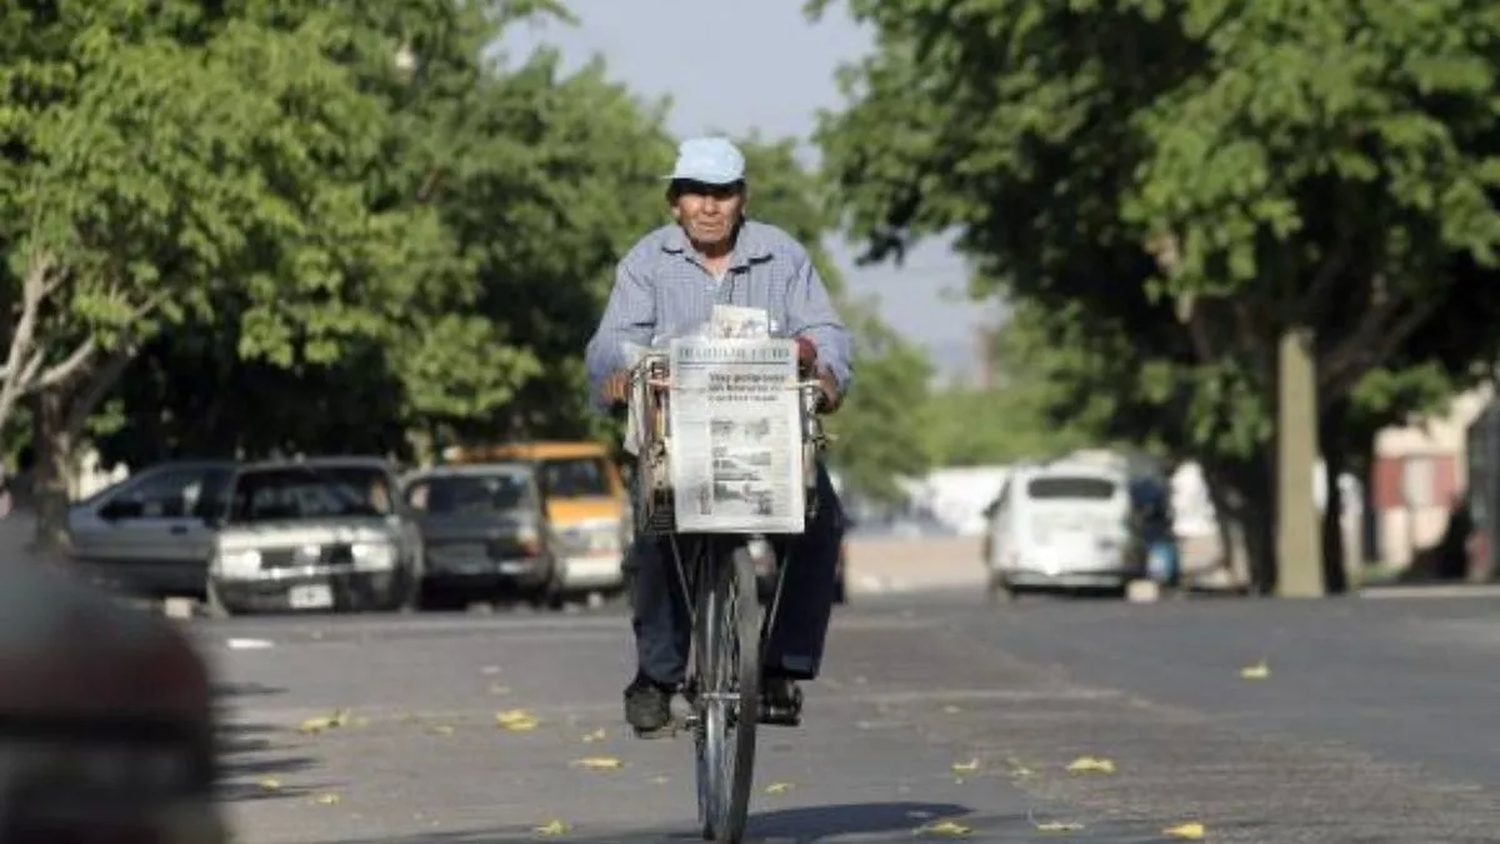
[0,559,223,843]
[981,456,1142,600]
[204,457,423,616]
[447,441,630,601]
[401,462,560,607]
[67,460,238,599]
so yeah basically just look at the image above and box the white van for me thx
[982,457,1139,600]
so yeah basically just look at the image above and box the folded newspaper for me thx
[621,306,806,534]
[668,336,805,534]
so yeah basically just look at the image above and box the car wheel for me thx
[985,572,1016,605]
[386,566,422,613]
[530,557,566,611]
[203,579,233,619]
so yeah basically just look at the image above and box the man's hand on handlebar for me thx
[603,337,839,412]
[796,337,841,415]
[600,370,631,407]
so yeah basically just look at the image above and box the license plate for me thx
[288,584,334,610]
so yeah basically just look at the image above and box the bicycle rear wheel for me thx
[693,540,762,843]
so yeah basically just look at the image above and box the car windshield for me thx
[228,466,390,523]
[538,457,612,498]
[1026,476,1117,500]
[406,472,534,515]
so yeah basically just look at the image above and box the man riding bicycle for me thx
[584,136,853,735]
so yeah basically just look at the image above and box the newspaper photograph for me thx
[668,336,806,534]
[708,304,771,339]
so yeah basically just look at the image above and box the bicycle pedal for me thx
[632,723,680,740]
[758,705,801,727]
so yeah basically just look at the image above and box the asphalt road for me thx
[204,591,1500,843]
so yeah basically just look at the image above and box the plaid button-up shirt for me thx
[584,220,855,408]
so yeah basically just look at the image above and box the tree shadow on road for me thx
[304,801,989,843]
[213,683,325,804]
[216,721,324,802]
[747,801,974,841]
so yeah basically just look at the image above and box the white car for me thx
[983,457,1141,600]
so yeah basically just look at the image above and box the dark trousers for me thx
[626,461,845,686]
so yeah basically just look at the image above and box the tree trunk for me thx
[1203,455,1275,594]
[1276,325,1324,597]
[30,388,76,561]
[29,350,137,558]
[1319,402,1349,594]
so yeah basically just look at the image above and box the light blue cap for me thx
[665,136,746,184]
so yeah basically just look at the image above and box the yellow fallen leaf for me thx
[1239,659,1270,680]
[312,793,341,806]
[1164,821,1205,840]
[1003,756,1034,777]
[1065,756,1116,774]
[298,717,333,735]
[534,819,570,836]
[495,709,540,731]
[428,725,456,736]
[951,758,980,774]
[915,818,971,837]
[256,778,281,791]
[297,708,352,735]
[581,728,606,743]
[765,782,795,795]
[571,756,623,771]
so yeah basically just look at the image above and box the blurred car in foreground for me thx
[401,462,560,607]
[205,457,423,616]
[0,560,223,843]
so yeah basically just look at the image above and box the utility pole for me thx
[1276,326,1324,597]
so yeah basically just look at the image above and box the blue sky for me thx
[498,1,1001,379]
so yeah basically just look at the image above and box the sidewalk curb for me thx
[1358,583,1500,600]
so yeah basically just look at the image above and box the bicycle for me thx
[624,338,828,844]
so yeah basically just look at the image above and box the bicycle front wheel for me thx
[693,540,762,843]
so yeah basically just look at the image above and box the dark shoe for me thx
[760,673,803,727]
[624,673,673,733]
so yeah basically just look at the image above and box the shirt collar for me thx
[662,219,773,270]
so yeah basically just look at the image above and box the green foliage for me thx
[811,0,1500,468]
[453,51,675,439]
[0,0,937,515]
[733,136,937,502]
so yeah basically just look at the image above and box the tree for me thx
[733,136,936,503]
[810,0,1500,593]
[0,13,443,547]
[444,51,676,445]
[82,9,667,468]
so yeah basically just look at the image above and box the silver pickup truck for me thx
[204,457,424,616]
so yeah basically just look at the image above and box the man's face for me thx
[670,181,746,248]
